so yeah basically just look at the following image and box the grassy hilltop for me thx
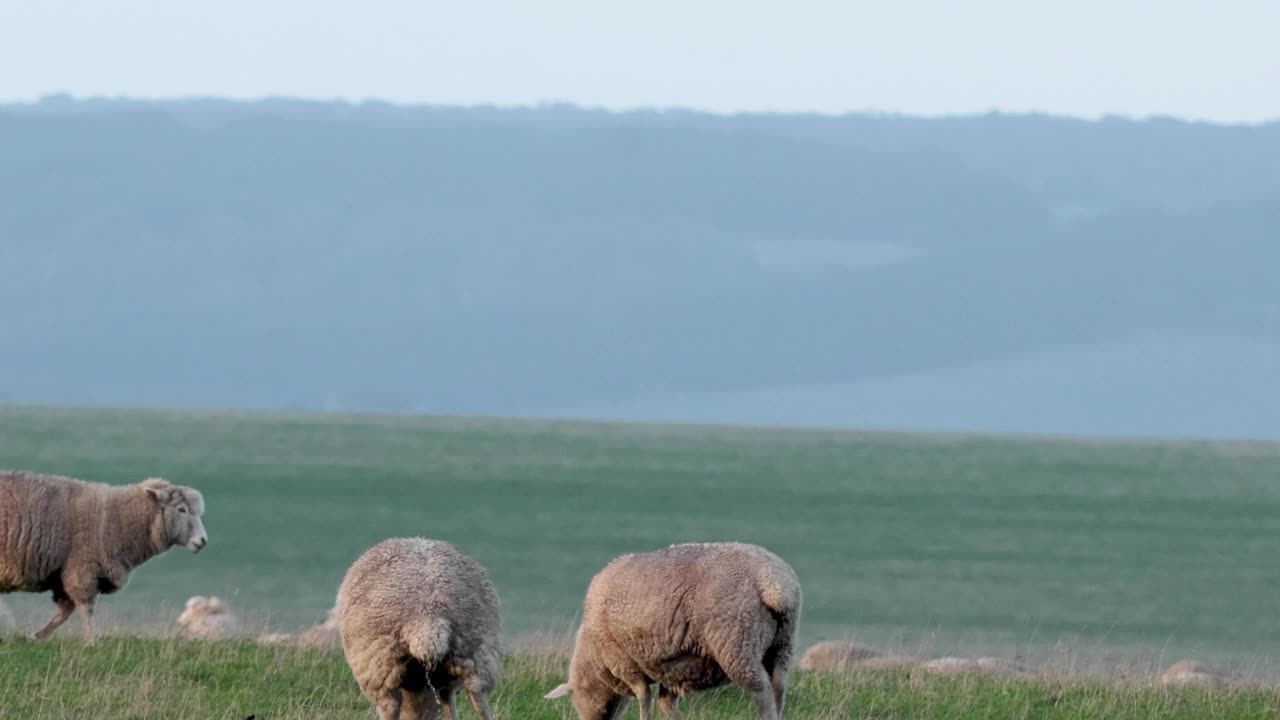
[2,403,1279,669]
[3,638,1279,720]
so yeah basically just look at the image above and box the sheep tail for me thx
[755,561,802,618]
[405,616,452,666]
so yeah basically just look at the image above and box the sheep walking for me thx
[0,470,208,644]
[337,538,502,720]
[545,541,802,720]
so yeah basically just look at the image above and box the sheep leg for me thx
[438,687,459,720]
[630,682,653,720]
[729,666,778,720]
[465,689,494,720]
[400,688,443,720]
[770,667,788,719]
[656,686,685,720]
[32,595,75,641]
[76,601,97,645]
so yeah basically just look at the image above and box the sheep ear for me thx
[544,683,573,699]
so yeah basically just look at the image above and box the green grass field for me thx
[3,638,1278,720]
[2,403,1279,673]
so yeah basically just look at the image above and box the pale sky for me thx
[2,0,1278,123]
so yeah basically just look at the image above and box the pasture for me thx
[3,638,1279,720]
[2,403,1279,672]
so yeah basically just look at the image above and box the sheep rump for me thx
[547,541,801,720]
[337,537,502,720]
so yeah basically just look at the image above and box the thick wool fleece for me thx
[0,470,207,642]
[337,538,502,720]
[553,542,801,720]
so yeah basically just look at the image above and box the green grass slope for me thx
[2,404,1279,666]
[2,638,1276,720]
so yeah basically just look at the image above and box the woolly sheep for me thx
[0,470,208,644]
[545,541,802,720]
[798,640,886,673]
[337,538,502,720]
[919,656,1029,678]
[176,595,239,640]
[1160,660,1226,688]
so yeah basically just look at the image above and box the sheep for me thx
[0,470,208,644]
[918,656,1030,679]
[176,595,239,640]
[798,640,889,673]
[544,541,802,720]
[337,538,502,720]
[1160,659,1226,688]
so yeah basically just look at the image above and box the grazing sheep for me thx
[798,640,885,673]
[176,595,239,640]
[0,470,208,644]
[545,542,802,720]
[337,538,502,720]
[1161,660,1225,688]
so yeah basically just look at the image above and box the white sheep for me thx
[1160,660,1226,688]
[176,595,239,640]
[545,541,802,720]
[337,538,502,720]
[798,640,889,673]
[0,470,208,644]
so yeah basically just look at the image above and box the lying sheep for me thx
[545,541,802,720]
[919,656,1030,678]
[337,538,502,720]
[0,470,208,644]
[1161,660,1226,688]
[798,640,887,673]
[177,595,239,640]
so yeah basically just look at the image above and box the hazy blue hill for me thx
[1,98,1277,436]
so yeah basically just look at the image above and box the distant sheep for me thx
[919,656,1030,678]
[1161,660,1225,688]
[176,595,239,640]
[798,640,889,673]
[338,538,502,720]
[545,542,801,720]
[0,470,208,644]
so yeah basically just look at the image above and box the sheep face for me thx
[545,681,627,720]
[143,479,208,553]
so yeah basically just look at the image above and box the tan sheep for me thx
[176,595,239,640]
[338,538,502,720]
[798,640,888,672]
[919,656,1030,678]
[545,541,802,720]
[1160,660,1226,688]
[0,470,208,644]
